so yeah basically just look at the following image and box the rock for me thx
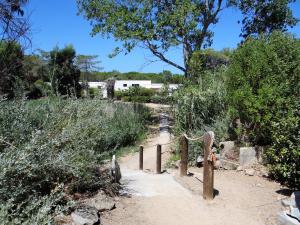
[110,155,121,183]
[281,191,300,222]
[196,156,204,163]
[214,160,221,169]
[71,205,99,225]
[219,141,238,160]
[245,168,255,176]
[277,211,300,225]
[255,183,264,188]
[54,214,74,225]
[239,147,257,167]
[256,146,266,163]
[220,159,239,170]
[236,166,243,171]
[84,191,116,212]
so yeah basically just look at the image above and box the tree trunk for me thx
[183,37,192,79]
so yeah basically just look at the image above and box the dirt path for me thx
[101,105,286,225]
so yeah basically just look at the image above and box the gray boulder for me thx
[219,141,238,160]
[84,191,116,212]
[245,168,255,176]
[239,147,257,167]
[281,191,300,223]
[71,205,99,225]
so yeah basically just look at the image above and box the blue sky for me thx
[26,1,300,74]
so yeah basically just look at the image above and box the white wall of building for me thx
[114,80,152,91]
[87,82,107,98]
[86,80,180,99]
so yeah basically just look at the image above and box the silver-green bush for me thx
[0,98,148,224]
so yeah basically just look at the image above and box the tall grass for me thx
[0,98,149,224]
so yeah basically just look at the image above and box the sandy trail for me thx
[101,106,285,225]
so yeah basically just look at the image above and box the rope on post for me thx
[183,133,204,141]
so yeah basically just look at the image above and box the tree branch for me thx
[145,40,186,73]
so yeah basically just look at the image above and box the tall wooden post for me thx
[180,135,188,176]
[156,144,162,174]
[203,132,214,200]
[139,145,143,170]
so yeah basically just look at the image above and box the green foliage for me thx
[0,98,148,223]
[88,87,101,98]
[226,31,300,188]
[77,0,227,77]
[116,87,156,103]
[265,111,300,188]
[83,70,184,84]
[49,45,81,97]
[189,49,231,79]
[0,41,24,99]
[235,0,299,39]
[174,68,229,162]
[0,0,30,43]
[150,94,173,104]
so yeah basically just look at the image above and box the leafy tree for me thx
[77,0,233,78]
[226,32,300,188]
[75,54,102,92]
[23,54,52,98]
[76,55,102,72]
[235,0,299,38]
[0,41,24,99]
[49,45,81,97]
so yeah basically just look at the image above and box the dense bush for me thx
[0,98,148,224]
[0,41,24,99]
[226,32,300,188]
[116,87,155,103]
[174,68,230,162]
[150,94,173,104]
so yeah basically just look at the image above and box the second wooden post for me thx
[203,132,214,200]
[156,144,162,174]
[139,145,143,170]
[180,135,188,176]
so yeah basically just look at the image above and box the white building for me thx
[114,80,152,91]
[86,80,180,98]
[85,81,108,98]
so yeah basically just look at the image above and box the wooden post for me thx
[139,145,143,170]
[180,135,188,176]
[156,144,162,174]
[203,132,214,200]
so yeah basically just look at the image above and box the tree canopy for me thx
[0,0,30,43]
[77,0,298,79]
[77,0,230,78]
[0,41,24,99]
[236,0,299,39]
[50,45,81,97]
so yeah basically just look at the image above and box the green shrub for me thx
[226,31,300,188]
[88,87,101,98]
[132,96,151,103]
[173,68,229,162]
[117,87,155,103]
[150,94,173,104]
[0,98,148,223]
